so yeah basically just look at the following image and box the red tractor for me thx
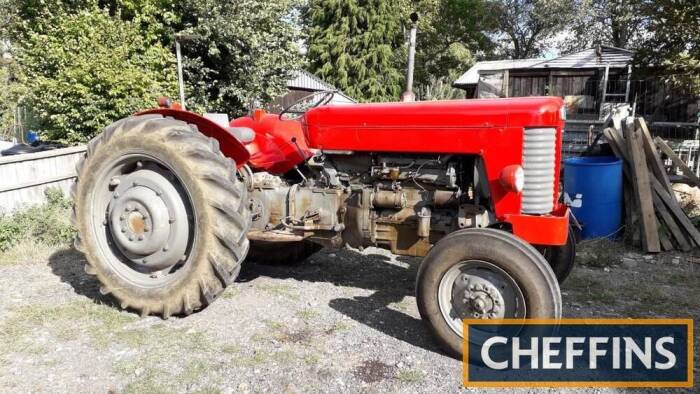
[71,93,573,357]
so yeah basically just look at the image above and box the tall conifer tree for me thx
[306,0,405,102]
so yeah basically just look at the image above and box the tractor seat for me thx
[227,127,255,143]
[203,113,255,143]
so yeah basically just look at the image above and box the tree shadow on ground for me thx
[47,247,117,307]
[240,248,443,355]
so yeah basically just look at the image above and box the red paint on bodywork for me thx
[231,113,314,174]
[137,108,250,168]
[504,205,570,245]
[303,97,565,228]
[165,97,569,246]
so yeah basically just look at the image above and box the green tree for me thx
[637,0,699,91]
[408,0,495,97]
[18,8,177,142]
[563,0,646,52]
[493,0,575,59]
[176,0,303,113]
[306,0,405,102]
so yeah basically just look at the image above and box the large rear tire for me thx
[72,115,251,318]
[416,228,561,358]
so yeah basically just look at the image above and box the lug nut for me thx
[121,228,126,233]
[113,193,119,199]
[138,235,144,241]
[128,236,134,241]
[162,245,169,252]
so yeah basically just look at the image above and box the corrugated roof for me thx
[454,46,635,87]
[453,59,543,86]
[287,70,356,103]
[531,46,633,69]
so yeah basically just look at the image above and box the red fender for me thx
[137,108,250,168]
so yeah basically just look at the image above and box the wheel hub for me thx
[454,274,506,319]
[107,167,189,271]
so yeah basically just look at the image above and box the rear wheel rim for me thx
[437,260,526,338]
[89,153,196,288]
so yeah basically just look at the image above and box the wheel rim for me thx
[437,260,526,338]
[89,153,196,287]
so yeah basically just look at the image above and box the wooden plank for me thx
[654,137,700,188]
[652,191,692,251]
[658,227,674,251]
[624,118,660,252]
[652,177,700,247]
[637,118,676,203]
[604,127,639,244]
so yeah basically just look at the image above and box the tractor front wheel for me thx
[72,115,251,318]
[416,228,561,358]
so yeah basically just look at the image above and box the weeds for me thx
[0,188,74,251]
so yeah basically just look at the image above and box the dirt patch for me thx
[0,241,698,392]
[353,359,395,383]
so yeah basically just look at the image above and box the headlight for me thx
[499,165,524,193]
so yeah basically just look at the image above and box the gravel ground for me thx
[0,240,698,393]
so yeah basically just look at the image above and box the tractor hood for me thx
[303,97,564,153]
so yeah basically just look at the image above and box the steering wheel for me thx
[279,90,336,120]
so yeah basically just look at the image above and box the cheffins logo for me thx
[463,319,693,388]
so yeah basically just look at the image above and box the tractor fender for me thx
[137,108,250,168]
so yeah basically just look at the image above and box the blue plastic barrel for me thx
[563,156,623,239]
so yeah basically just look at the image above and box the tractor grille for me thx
[522,128,556,214]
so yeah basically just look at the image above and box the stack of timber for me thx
[603,117,700,253]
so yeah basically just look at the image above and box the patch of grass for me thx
[0,240,60,266]
[588,290,617,304]
[390,297,414,312]
[0,299,136,355]
[562,273,602,292]
[220,287,240,300]
[324,321,351,335]
[221,344,241,354]
[258,283,300,300]
[262,319,284,330]
[0,188,74,252]
[193,387,222,394]
[122,376,170,394]
[303,353,320,366]
[395,368,424,383]
[296,308,319,321]
[575,239,624,268]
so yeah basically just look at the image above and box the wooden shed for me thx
[454,46,635,122]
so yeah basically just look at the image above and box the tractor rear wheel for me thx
[72,114,251,318]
[416,228,561,358]
[247,240,322,265]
